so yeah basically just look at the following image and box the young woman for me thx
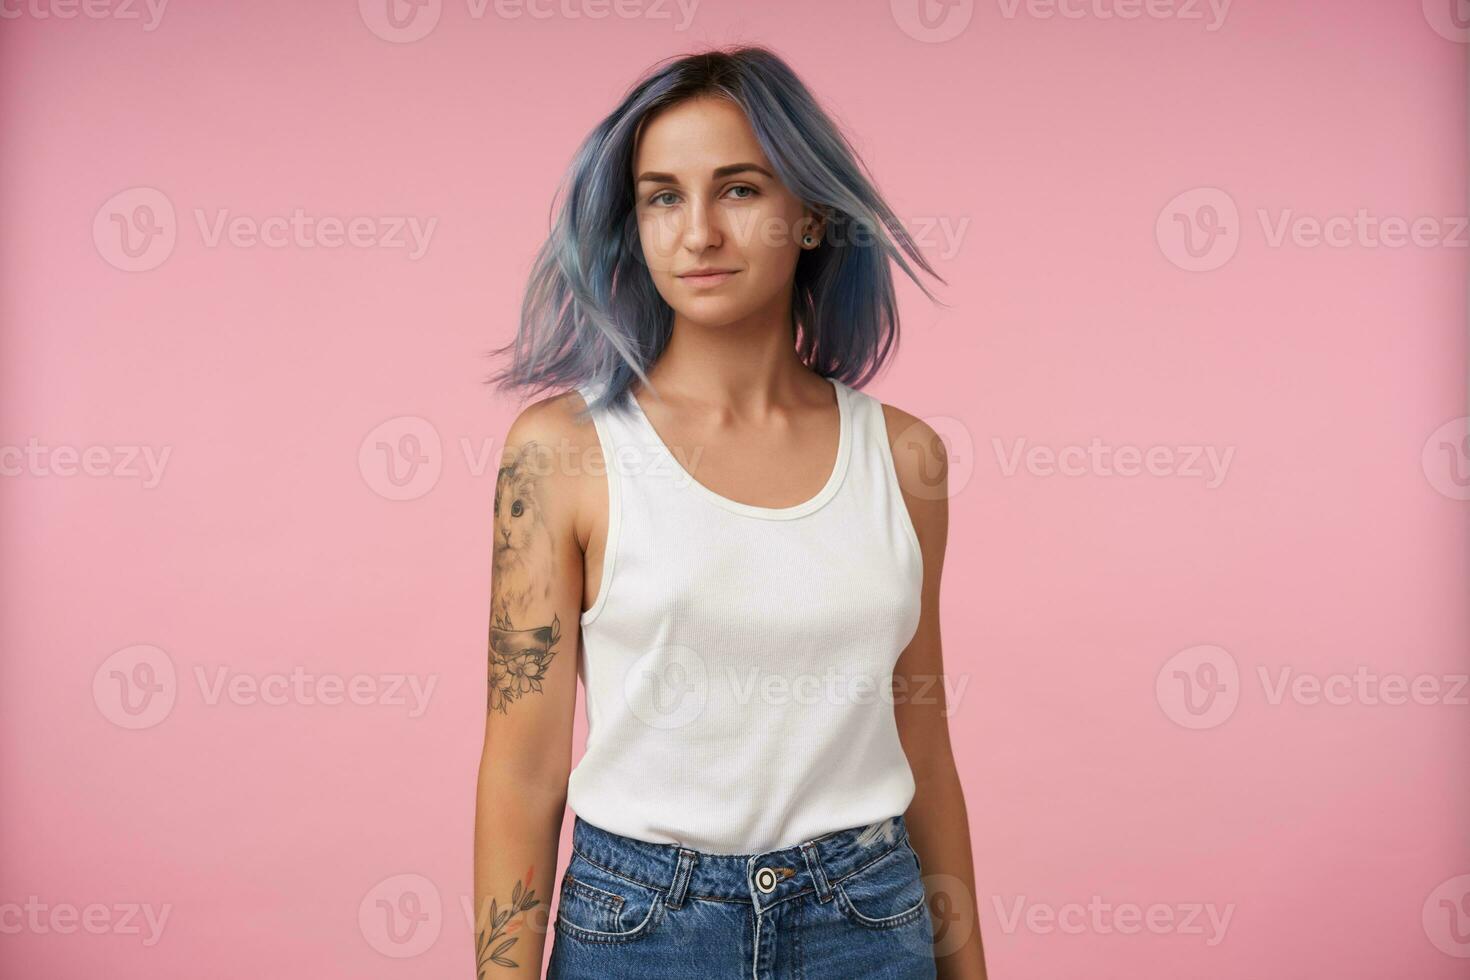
[474,46,988,980]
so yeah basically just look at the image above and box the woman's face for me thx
[631,96,821,328]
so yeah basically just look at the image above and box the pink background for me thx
[2,1,1467,978]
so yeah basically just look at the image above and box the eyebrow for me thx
[634,163,775,186]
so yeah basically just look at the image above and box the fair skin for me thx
[473,94,988,978]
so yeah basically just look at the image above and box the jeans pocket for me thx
[834,840,929,930]
[554,851,663,944]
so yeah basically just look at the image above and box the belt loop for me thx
[665,848,697,909]
[800,841,833,903]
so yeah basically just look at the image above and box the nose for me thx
[679,196,721,253]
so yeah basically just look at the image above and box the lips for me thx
[678,269,738,287]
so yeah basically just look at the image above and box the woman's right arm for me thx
[473,396,591,978]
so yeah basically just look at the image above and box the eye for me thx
[649,191,679,207]
[726,185,758,200]
[511,499,524,518]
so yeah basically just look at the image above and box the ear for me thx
[801,209,827,246]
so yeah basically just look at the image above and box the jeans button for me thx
[754,867,778,894]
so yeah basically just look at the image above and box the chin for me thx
[672,304,749,329]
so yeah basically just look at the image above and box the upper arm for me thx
[881,403,957,782]
[482,391,595,802]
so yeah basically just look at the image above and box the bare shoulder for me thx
[498,388,603,539]
[877,400,948,501]
[875,397,949,564]
[502,387,598,454]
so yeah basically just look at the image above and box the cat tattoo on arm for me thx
[489,442,561,715]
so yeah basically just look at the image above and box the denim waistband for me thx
[568,813,912,913]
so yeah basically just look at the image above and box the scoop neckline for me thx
[625,376,852,521]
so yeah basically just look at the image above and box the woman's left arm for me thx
[884,404,990,980]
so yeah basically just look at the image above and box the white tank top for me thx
[567,375,924,854]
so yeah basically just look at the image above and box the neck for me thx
[642,305,817,413]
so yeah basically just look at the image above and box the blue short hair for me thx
[486,44,948,418]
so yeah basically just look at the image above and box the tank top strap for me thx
[574,378,661,484]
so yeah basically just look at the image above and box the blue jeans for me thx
[546,812,937,979]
